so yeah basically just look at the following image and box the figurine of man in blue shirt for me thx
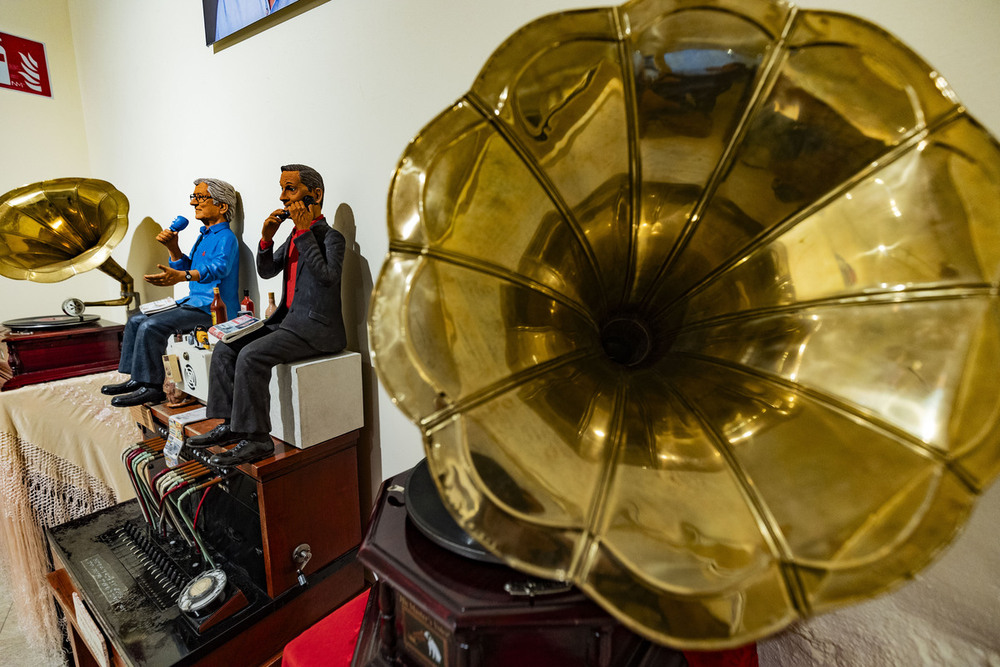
[102,177,240,407]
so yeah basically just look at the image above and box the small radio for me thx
[165,336,213,402]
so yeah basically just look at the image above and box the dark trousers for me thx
[205,324,326,436]
[119,306,210,386]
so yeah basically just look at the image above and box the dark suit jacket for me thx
[257,216,347,353]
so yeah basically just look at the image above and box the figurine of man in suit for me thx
[188,164,346,465]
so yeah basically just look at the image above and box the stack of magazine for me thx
[208,314,264,343]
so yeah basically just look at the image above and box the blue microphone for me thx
[169,215,189,232]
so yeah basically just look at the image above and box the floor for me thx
[0,571,64,667]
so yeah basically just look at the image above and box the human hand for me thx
[143,264,184,286]
[155,228,182,254]
[287,199,313,231]
[262,209,286,243]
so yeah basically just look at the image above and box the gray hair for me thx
[193,177,238,221]
[280,163,324,199]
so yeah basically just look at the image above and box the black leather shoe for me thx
[110,387,166,407]
[101,379,140,396]
[209,438,274,466]
[187,423,240,449]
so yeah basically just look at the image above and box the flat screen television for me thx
[202,0,305,45]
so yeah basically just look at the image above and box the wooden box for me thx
[354,467,683,667]
[0,320,124,391]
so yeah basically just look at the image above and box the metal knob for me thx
[293,543,312,587]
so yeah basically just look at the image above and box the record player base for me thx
[351,580,691,667]
[355,468,686,667]
[352,467,758,667]
[0,320,124,391]
[283,582,757,667]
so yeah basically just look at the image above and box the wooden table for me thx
[0,370,139,664]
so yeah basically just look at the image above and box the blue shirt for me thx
[170,222,239,316]
[215,0,297,41]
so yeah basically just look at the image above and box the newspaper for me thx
[208,314,264,343]
[139,297,177,315]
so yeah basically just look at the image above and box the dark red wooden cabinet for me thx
[0,320,124,390]
[354,467,685,667]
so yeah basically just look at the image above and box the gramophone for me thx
[0,177,136,390]
[367,0,1000,657]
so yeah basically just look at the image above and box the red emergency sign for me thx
[0,32,51,98]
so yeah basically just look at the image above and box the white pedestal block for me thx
[268,351,364,448]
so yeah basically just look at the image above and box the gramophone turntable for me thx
[354,460,688,667]
[0,178,137,390]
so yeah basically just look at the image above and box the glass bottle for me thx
[264,292,277,318]
[210,286,227,325]
[239,289,255,317]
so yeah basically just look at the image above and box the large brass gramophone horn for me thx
[0,177,136,320]
[369,0,1000,650]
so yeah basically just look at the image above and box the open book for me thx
[208,314,264,344]
[139,297,177,315]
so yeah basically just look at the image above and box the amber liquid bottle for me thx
[264,292,277,318]
[239,289,255,317]
[210,286,227,325]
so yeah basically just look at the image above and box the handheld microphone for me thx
[169,216,189,232]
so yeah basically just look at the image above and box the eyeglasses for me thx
[189,193,215,203]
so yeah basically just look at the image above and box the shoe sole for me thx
[101,385,138,396]
[110,393,165,407]
[209,444,275,466]
[186,437,240,449]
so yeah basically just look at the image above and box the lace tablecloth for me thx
[0,371,140,663]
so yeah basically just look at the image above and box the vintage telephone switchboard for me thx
[47,412,365,666]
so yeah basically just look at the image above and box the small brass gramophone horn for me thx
[0,177,137,319]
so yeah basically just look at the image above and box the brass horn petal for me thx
[369,0,1000,649]
[0,177,129,283]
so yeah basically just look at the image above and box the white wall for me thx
[3,0,999,491]
[0,0,110,311]
[0,0,88,188]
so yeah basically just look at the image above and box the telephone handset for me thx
[275,195,317,221]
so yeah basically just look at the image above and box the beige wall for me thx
[3,0,999,483]
[0,0,108,317]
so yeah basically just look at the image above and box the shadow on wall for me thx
[126,216,174,308]
[231,191,260,309]
[333,202,381,516]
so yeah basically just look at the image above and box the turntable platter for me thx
[404,458,503,564]
[2,314,100,331]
